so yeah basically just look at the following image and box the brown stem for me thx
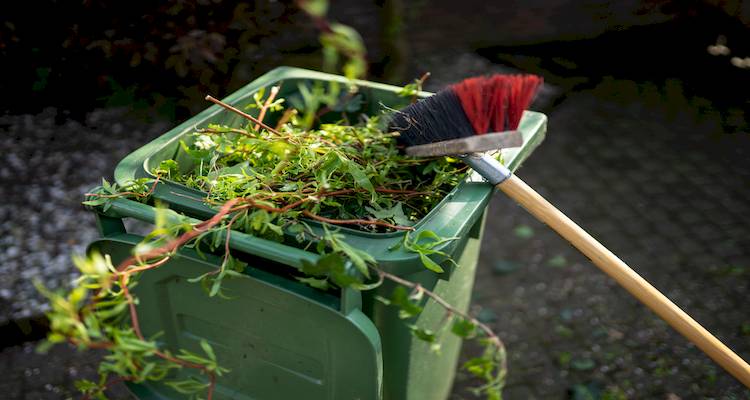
[255,85,280,131]
[115,199,240,273]
[121,275,144,341]
[205,95,282,136]
[208,372,216,400]
[412,72,431,104]
[301,210,414,231]
[275,108,295,130]
[198,127,255,138]
[119,256,171,276]
[223,212,242,267]
[68,338,113,350]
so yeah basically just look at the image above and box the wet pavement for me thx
[1,54,749,400]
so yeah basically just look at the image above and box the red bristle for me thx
[451,76,492,134]
[489,75,509,132]
[451,73,543,134]
[507,75,542,130]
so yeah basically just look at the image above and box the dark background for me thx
[1,1,749,399]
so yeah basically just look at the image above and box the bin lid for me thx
[90,234,382,400]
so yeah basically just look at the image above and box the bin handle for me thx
[91,195,364,314]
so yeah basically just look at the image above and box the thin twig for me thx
[302,210,414,231]
[121,275,143,340]
[412,72,431,104]
[275,108,295,130]
[115,199,240,273]
[119,256,171,276]
[223,212,242,267]
[68,338,113,350]
[255,85,280,131]
[198,127,255,138]
[205,95,282,136]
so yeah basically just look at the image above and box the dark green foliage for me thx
[1,1,316,116]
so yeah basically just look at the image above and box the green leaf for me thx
[116,336,157,353]
[463,356,495,380]
[302,253,344,277]
[200,339,217,362]
[388,286,423,319]
[296,276,331,290]
[315,152,341,189]
[418,253,444,273]
[409,325,436,343]
[209,273,224,297]
[451,317,477,338]
[366,202,413,226]
[345,159,375,201]
[82,198,108,207]
[155,159,179,178]
[165,378,209,394]
[74,379,99,393]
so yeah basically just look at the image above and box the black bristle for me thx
[389,89,475,146]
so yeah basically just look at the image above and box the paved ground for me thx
[1,48,748,400]
[0,109,170,323]
[445,73,750,398]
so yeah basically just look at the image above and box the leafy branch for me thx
[374,268,507,399]
[36,200,240,399]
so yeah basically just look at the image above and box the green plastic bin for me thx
[101,67,547,400]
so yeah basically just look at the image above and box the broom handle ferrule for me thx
[495,174,750,387]
[460,153,512,185]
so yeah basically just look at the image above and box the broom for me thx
[389,74,750,387]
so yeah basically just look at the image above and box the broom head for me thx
[390,74,543,148]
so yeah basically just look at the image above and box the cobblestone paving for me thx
[449,80,750,399]
[0,342,130,400]
[1,70,748,400]
[0,109,169,322]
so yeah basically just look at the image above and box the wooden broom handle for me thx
[497,174,750,387]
